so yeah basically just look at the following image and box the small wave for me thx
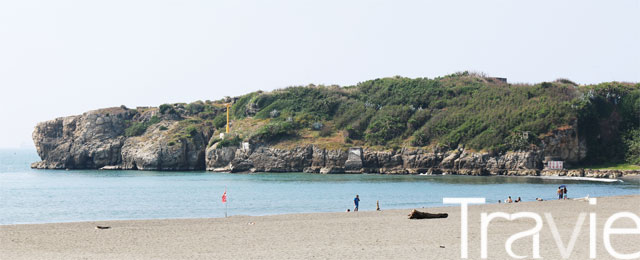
[523,175,622,183]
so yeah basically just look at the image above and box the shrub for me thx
[623,128,640,165]
[218,136,242,147]
[124,116,161,137]
[407,109,431,132]
[186,101,205,114]
[231,92,258,118]
[250,121,298,142]
[159,104,173,114]
[125,122,148,137]
[411,130,429,146]
[212,113,227,129]
[198,111,216,120]
[364,105,412,145]
[252,87,345,119]
[185,125,199,138]
[319,126,332,137]
[294,113,314,128]
[556,78,578,86]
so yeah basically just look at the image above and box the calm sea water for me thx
[1,149,638,225]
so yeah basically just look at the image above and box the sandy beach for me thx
[1,195,639,260]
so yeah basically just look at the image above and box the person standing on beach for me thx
[557,187,563,200]
[354,195,360,212]
[563,186,568,200]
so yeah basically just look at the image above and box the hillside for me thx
[32,72,640,174]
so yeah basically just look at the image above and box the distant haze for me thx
[0,0,638,148]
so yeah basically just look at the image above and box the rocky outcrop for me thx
[205,145,543,175]
[344,148,363,172]
[119,122,209,170]
[205,145,316,173]
[204,144,639,178]
[33,103,630,179]
[540,169,640,179]
[32,107,211,170]
[31,107,134,169]
[541,124,587,164]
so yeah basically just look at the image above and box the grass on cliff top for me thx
[270,127,350,151]
[578,163,640,170]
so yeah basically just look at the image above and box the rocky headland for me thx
[31,74,640,178]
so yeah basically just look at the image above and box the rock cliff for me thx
[32,107,134,169]
[32,106,212,170]
[203,144,638,178]
[201,123,592,175]
[31,75,639,177]
[205,144,545,175]
[31,106,598,176]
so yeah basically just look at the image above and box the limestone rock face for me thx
[344,147,363,172]
[248,146,313,172]
[206,145,348,174]
[120,122,209,170]
[204,144,548,176]
[32,107,211,170]
[540,124,587,164]
[31,107,603,176]
[31,107,134,169]
[205,146,237,171]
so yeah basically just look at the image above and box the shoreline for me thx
[0,193,640,228]
[2,195,639,259]
[2,191,637,227]
[29,165,640,180]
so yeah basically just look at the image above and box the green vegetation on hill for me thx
[145,72,639,166]
[576,83,640,163]
[579,163,640,171]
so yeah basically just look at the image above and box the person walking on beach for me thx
[354,195,360,212]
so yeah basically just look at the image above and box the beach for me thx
[1,195,639,259]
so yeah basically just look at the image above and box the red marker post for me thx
[222,188,228,217]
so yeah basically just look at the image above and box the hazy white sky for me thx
[0,0,639,148]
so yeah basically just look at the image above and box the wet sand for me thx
[1,195,639,259]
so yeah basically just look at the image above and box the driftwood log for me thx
[408,210,448,219]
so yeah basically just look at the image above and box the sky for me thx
[0,0,638,149]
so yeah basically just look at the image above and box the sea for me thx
[1,149,639,225]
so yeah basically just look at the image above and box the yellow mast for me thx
[226,103,231,133]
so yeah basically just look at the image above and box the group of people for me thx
[497,185,568,204]
[558,185,568,200]
[351,186,570,210]
[499,196,522,203]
